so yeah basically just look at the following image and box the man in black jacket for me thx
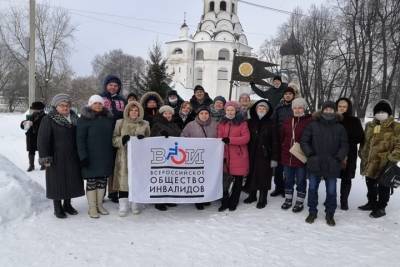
[250,76,288,109]
[301,101,348,226]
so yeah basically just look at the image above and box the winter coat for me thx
[336,98,365,179]
[280,115,312,168]
[150,115,182,138]
[37,109,84,200]
[246,100,279,191]
[76,107,115,179]
[20,110,45,152]
[210,105,225,122]
[181,117,218,138]
[174,111,196,130]
[251,82,288,109]
[112,101,151,192]
[300,112,349,178]
[359,117,400,179]
[273,101,293,130]
[100,75,126,122]
[140,91,164,127]
[190,93,213,111]
[217,114,250,176]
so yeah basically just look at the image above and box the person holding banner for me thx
[76,95,115,219]
[181,105,218,210]
[279,98,311,213]
[151,105,182,211]
[112,101,151,216]
[217,101,250,212]
[244,100,279,209]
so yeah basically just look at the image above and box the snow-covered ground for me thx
[0,112,399,267]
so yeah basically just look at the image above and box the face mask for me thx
[169,97,178,104]
[321,113,336,121]
[225,114,235,120]
[257,111,266,119]
[375,112,389,121]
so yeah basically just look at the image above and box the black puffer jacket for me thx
[336,98,365,179]
[150,115,182,137]
[300,112,349,178]
[20,110,46,152]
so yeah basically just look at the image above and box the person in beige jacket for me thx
[112,101,150,216]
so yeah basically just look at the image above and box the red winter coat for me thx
[280,115,312,168]
[217,116,250,176]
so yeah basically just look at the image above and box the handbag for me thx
[288,118,307,163]
[378,162,400,190]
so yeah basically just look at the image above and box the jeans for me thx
[308,175,337,215]
[283,166,306,200]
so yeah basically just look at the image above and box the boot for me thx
[281,198,293,210]
[96,189,109,215]
[305,213,317,224]
[218,191,229,212]
[53,200,67,219]
[40,165,46,170]
[228,176,243,211]
[292,201,304,213]
[86,190,99,218]
[369,208,386,218]
[27,153,35,172]
[340,180,351,210]
[256,190,267,209]
[243,191,257,204]
[108,191,119,203]
[195,203,204,210]
[118,198,129,217]
[358,202,374,211]
[131,202,141,215]
[155,204,167,211]
[63,199,78,215]
[270,189,285,197]
[326,213,336,226]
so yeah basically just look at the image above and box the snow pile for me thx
[0,154,46,224]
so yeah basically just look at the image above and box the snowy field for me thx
[0,112,399,267]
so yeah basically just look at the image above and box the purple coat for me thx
[181,117,218,138]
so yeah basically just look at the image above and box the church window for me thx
[210,1,215,12]
[218,49,230,60]
[196,49,204,60]
[220,1,227,11]
[173,48,183,55]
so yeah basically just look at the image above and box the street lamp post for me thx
[28,0,36,106]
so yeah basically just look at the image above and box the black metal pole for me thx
[228,49,238,101]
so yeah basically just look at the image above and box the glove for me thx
[160,130,169,138]
[222,137,230,144]
[249,81,255,86]
[122,135,130,145]
[137,135,145,140]
[270,160,278,168]
[80,158,89,168]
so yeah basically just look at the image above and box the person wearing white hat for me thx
[76,95,115,219]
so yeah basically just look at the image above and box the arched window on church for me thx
[232,3,235,14]
[209,1,215,12]
[196,49,204,60]
[173,48,183,55]
[218,49,230,60]
[220,1,227,12]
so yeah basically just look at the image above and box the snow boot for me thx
[228,176,243,211]
[256,190,267,209]
[270,189,285,197]
[87,190,99,218]
[195,203,204,210]
[108,191,119,203]
[27,153,35,172]
[96,189,109,215]
[155,204,167,211]
[118,198,130,217]
[243,191,257,204]
[218,191,229,212]
[292,201,304,213]
[131,202,141,215]
[281,198,293,210]
[326,213,336,226]
[63,199,78,215]
[358,202,374,211]
[369,208,386,218]
[305,213,317,224]
[53,200,67,219]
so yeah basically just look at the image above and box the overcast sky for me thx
[1,0,328,76]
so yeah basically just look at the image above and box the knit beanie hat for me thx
[30,101,45,110]
[256,101,270,110]
[373,100,392,116]
[51,94,71,107]
[194,85,205,93]
[88,95,104,107]
[273,75,282,82]
[292,98,307,109]
[159,105,175,115]
[196,105,211,114]
[321,101,336,112]
[224,101,240,111]
[214,96,227,105]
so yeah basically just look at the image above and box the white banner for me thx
[128,137,224,203]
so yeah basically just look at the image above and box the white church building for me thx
[165,0,253,99]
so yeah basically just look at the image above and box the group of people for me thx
[21,74,400,227]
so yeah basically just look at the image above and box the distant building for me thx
[165,0,252,99]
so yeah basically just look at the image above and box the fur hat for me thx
[51,94,71,107]
[373,99,392,116]
[159,105,175,115]
[88,95,104,107]
[256,101,270,110]
[292,98,307,109]
[30,101,45,110]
